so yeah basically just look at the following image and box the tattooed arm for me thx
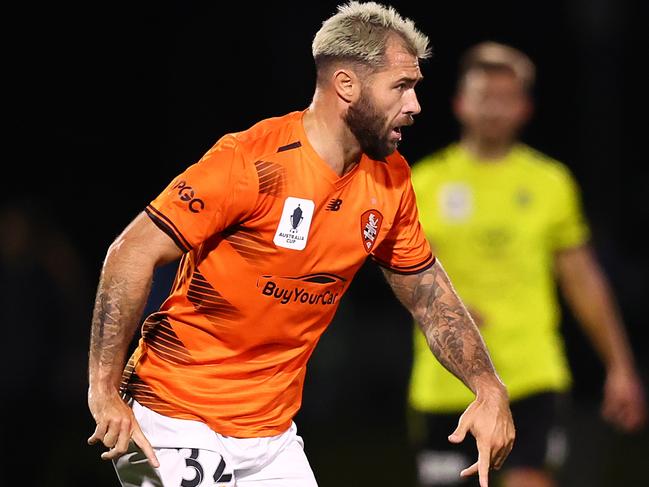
[87,212,182,467]
[382,259,515,487]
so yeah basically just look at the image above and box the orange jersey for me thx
[121,109,434,437]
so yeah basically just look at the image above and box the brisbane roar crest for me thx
[360,209,383,253]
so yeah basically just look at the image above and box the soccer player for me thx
[407,41,647,487]
[87,3,514,486]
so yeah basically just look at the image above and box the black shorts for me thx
[408,392,568,486]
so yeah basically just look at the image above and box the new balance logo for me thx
[326,198,343,211]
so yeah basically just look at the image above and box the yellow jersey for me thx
[408,143,590,411]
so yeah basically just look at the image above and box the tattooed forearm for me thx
[88,250,153,388]
[88,212,182,394]
[91,275,129,368]
[383,260,495,392]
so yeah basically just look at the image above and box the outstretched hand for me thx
[87,389,159,468]
[449,392,515,487]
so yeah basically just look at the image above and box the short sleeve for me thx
[371,171,435,274]
[145,135,258,252]
[548,166,591,251]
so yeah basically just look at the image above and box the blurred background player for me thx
[406,41,646,487]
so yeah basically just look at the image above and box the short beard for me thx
[344,89,392,160]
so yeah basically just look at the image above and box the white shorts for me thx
[113,400,318,487]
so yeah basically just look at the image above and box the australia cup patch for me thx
[273,197,315,250]
[360,209,383,253]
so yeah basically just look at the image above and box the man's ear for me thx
[333,68,360,103]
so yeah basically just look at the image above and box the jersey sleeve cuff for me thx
[145,205,193,253]
[371,253,436,275]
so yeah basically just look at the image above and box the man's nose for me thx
[404,89,421,116]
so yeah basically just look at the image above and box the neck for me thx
[460,134,515,162]
[303,92,362,177]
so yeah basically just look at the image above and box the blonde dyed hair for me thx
[312,1,431,79]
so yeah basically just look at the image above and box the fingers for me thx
[459,434,513,485]
[132,427,160,468]
[491,440,513,471]
[98,422,159,468]
[477,446,490,487]
[101,420,125,449]
[452,396,515,484]
[89,413,159,468]
[458,450,490,487]
[100,417,131,458]
[99,418,133,461]
[460,460,478,477]
[114,419,132,454]
[448,415,469,444]
[87,422,108,445]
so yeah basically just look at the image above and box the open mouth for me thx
[391,126,402,141]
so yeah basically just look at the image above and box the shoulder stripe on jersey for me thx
[277,141,302,152]
[255,160,286,196]
[145,205,192,253]
[372,254,436,275]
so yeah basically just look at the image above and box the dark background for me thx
[3,1,648,485]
